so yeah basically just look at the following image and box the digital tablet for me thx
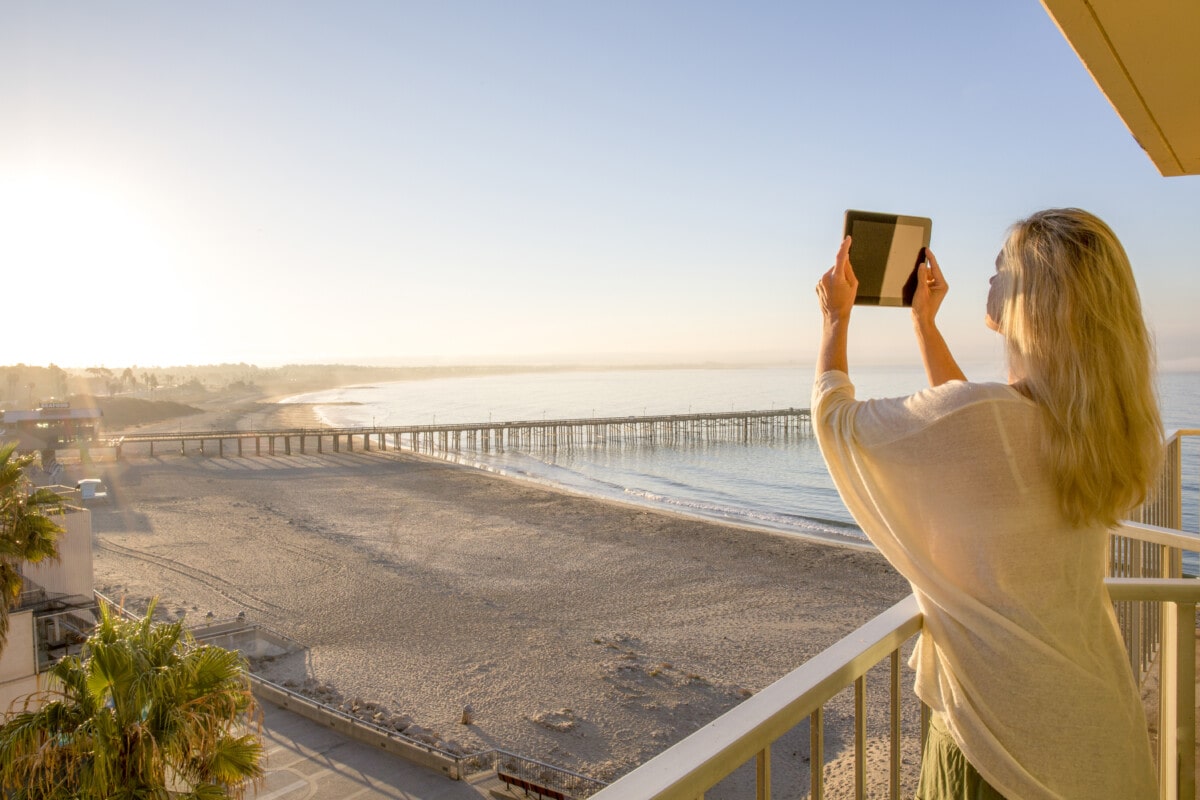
[842,210,932,307]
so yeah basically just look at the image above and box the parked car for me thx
[75,478,109,503]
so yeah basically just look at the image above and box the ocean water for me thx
[286,366,1200,552]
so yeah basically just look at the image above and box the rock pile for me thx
[280,677,471,756]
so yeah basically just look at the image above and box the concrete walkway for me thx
[258,701,488,800]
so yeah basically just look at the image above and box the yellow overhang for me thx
[1040,0,1200,177]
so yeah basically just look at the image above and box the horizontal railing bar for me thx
[1113,522,1200,552]
[590,595,922,800]
[1105,578,1200,603]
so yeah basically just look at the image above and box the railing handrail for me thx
[591,595,921,799]
[1113,521,1200,551]
[1106,577,1200,602]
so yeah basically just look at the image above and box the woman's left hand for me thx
[912,249,949,327]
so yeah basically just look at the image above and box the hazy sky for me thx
[3,2,1197,371]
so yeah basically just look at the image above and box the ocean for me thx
[285,366,1200,554]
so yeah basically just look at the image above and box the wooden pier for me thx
[107,409,812,460]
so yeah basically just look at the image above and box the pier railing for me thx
[106,408,812,459]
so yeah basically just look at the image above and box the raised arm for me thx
[816,236,857,375]
[911,249,966,386]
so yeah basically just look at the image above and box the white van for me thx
[76,479,108,503]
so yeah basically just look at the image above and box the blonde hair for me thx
[998,208,1163,528]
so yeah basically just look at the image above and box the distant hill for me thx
[79,396,204,429]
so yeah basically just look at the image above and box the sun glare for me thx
[1,172,166,277]
[0,170,190,366]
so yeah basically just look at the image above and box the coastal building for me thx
[0,402,103,454]
[0,498,97,715]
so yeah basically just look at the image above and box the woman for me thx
[812,208,1161,799]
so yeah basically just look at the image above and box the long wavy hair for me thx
[998,208,1163,528]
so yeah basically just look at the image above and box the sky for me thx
[2,1,1198,372]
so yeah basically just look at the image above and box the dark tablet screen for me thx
[843,210,932,306]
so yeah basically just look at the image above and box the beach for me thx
[78,400,919,795]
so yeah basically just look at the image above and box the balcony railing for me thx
[593,430,1200,800]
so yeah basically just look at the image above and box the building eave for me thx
[1041,0,1200,177]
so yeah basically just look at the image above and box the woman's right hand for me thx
[815,236,856,375]
[817,236,858,325]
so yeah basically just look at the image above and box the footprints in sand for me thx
[530,708,579,732]
[592,633,753,701]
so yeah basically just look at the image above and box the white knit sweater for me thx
[812,369,1156,800]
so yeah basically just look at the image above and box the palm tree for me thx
[47,365,68,399]
[0,600,264,799]
[0,442,62,650]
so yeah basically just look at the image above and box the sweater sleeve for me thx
[810,369,948,580]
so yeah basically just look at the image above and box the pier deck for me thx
[106,409,812,459]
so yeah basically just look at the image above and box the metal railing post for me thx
[854,676,866,799]
[755,746,770,800]
[810,707,824,800]
[1173,600,1196,800]
[1160,599,1179,799]
[890,650,901,800]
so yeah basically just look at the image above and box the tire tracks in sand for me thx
[96,540,281,614]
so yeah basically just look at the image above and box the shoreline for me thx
[105,392,873,553]
[278,392,878,552]
[429,446,875,553]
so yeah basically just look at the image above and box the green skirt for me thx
[915,712,1007,800]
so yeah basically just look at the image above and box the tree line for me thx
[2,361,593,409]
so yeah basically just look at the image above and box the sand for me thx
[76,402,920,797]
